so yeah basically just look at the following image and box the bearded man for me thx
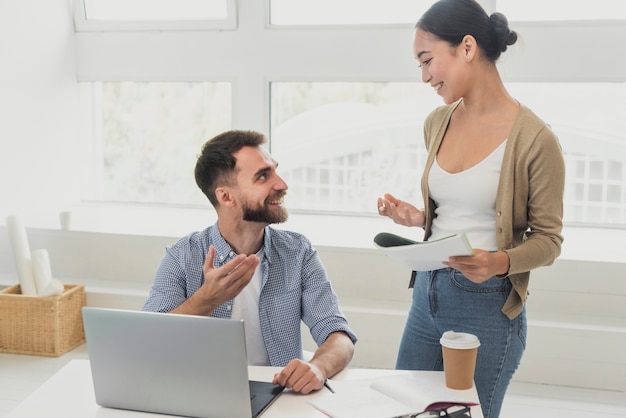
[143,130,357,394]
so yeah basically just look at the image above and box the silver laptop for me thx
[82,307,284,418]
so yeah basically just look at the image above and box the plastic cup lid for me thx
[440,330,481,349]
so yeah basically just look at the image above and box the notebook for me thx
[81,307,284,418]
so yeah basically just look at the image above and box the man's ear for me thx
[461,34,477,62]
[215,186,235,207]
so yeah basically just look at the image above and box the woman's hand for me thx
[443,249,510,283]
[377,193,425,228]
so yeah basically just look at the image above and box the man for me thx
[143,129,357,394]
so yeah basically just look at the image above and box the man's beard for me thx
[242,194,289,224]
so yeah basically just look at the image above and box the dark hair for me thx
[194,130,267,206]
[417,0,518,62]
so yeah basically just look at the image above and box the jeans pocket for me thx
[449,270,509,294]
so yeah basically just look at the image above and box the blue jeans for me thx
[396,269,526,418]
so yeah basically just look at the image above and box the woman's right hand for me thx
[377,193,425,228]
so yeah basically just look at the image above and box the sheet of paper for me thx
[369,374,478,412]
[307,379,414,418]
[374,233,473,272]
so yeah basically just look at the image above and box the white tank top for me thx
[231,249,270,366]
[428,140,507,251]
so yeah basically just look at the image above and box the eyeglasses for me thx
[410,403,471,417]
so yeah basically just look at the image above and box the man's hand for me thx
[271,359,325,394]
[171,245,260,316]
[272,332,354,394]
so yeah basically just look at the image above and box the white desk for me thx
[6,359,482,418]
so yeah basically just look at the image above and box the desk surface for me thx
[6,359,482,418]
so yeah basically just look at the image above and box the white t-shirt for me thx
[428,140,507,251]
[231,250,270,366]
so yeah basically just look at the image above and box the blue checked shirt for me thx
[143,222,357,367]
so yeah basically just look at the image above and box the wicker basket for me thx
[0,283,86,356]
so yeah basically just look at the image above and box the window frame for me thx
[73,0,238,32]
[266,0,433,28]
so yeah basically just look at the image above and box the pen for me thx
[323,380,335,394]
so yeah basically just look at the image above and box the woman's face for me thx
[413,28,469,104]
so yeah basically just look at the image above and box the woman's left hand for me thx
[443,249,510,283]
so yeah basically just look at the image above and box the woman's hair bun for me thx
[489,12,518,53]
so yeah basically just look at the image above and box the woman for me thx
[377,1,564,417]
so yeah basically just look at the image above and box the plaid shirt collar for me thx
[208,221,270,264]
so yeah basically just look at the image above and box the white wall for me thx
[0,0,81,220]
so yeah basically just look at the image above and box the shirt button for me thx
[229,251,235,257]
[227,305,232,311]
[219,255,224,260]
[497,211,502,217]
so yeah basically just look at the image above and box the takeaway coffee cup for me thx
[440,331,480,390]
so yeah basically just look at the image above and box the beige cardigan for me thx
[420,101,565,319]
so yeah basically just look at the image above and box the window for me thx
[81,82,232,206]
[269,0,431,26]
[270,82,439,214]
[497,0,626,21]
[506,82,626,225]
[74,0,237,31]
[269,0,626,26]
[74,1,626,229]
[271,81,626,225]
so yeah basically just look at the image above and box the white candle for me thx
[6,215,37,295]
[31,249,54,296]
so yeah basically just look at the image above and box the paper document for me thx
[373,232,473,272]
[308,374,478,418]
[307,378,414,418]
[370,374,478,412]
